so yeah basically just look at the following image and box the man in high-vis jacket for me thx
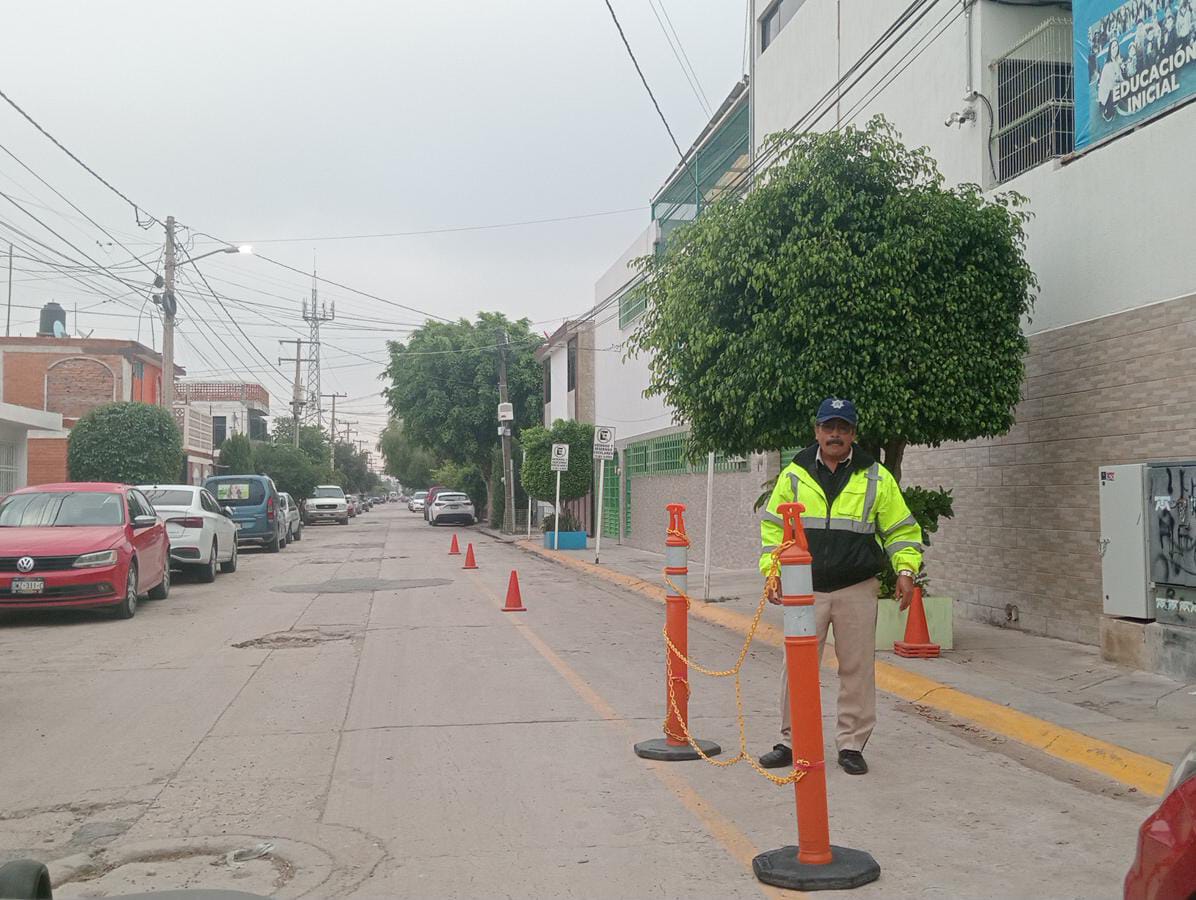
[757,398,923,776]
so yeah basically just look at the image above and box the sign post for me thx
[592,426,616,564]
[550,443,569,550]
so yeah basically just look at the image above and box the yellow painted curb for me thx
[519,540,1172,797]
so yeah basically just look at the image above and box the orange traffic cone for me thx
[448,534,460,555]
[502,570,526,612]
[894,586,940,658]
[463,543,478,569]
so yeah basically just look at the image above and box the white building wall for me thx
[591,226,675,442]
[750,0,1196,335]
[547,348,570,423]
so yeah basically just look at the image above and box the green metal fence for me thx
[623,432,749,477]
[601,457,621,537]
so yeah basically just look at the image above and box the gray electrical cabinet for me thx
[1098,464,1151,618]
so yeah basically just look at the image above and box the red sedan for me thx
[1125,742,1196,899]
[0,483,170,619]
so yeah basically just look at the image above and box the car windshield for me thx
[414,491,428,500]
[312,486,345,499]
[207,480,265,507]
[142,489,194,508]
[0,491,125,527]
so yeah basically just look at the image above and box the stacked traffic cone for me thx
[463,543,478,570]
[894,586,940,658]
[448,534,460,555]
[502,570,526,612]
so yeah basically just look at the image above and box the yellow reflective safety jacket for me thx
[759,444,924,592]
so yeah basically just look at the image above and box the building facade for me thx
[174,381,270,448]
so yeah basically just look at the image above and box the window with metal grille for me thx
[990,17,1075,183]
[618,282,648,330]
[0,443,16,494]
[623,433,749,478]
[567,338,578,392]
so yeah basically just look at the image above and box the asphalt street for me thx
[0,505,1153,898]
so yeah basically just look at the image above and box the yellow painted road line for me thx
[517,542,1172,798]
[468,573,797,900]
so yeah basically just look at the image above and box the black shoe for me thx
[838,749,868,775]
[759,744,793,769]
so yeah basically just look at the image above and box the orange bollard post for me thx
[449,534,461,555]
[894,586,940,658]
[753,502,880,892]
[463,543,478,569]
[502,570,526,612]
[633,503,721,761]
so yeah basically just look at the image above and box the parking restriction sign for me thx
[551,443,570,472]
[593,426,615,461]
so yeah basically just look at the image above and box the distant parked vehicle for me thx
[203,474,285,553]
[0,483,170,619]
[428,492,476,526]
[279,492,303,544]
[1124,740,1196,899]
[423,485,448,522]
[347,495,359,518]
[306,484,349,525]
[408,491,427,512]
[140,484,238,581]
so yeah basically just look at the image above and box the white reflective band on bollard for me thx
[665,544,688,569]
[784,604,817,637]
[669,573,688,595]
[780,563,812,597]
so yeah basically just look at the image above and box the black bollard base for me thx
[633,737,722,761]
[753,845,880,891]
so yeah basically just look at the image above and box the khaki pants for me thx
[780,577,878,754]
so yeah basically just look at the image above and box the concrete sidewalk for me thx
[504,532,1196,779]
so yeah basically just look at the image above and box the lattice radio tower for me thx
[302,261,334,429]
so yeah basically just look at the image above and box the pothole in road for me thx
[270,577,450,594]
[296,556,410,566]
[232,626,360,649]
[53,842,296,898]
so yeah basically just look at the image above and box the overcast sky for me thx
[0,1,747,450]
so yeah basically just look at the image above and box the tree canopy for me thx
[520,419,593,503]
[271,418,331,467]
[627,117,1037,480]
[217,434,255,475]
[378,421,438,491]
[68,402,183,484]
[382,312,541,510]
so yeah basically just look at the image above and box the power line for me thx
[648,0,712,117]
[0,87,156,227]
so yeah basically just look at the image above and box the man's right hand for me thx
[766,576,781,605]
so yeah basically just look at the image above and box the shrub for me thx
[68,403,183,484]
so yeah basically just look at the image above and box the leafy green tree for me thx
[271,418,331,467]
[254,443,319,501]
[334,443,374,494]
[378,421,438,490]
[430,461,487,515]
[217,433,255,475]
[68,402,183,484]
[520,420,593,504]
[628,117,1037,481]
[382,312,541,515]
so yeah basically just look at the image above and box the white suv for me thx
[306,484,349,525]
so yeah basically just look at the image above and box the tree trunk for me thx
[882,439,907,483]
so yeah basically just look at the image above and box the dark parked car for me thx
[203,474,286,553]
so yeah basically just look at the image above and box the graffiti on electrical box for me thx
[1149,465,1196,586]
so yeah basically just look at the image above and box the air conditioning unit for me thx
[1098,464,1151,618]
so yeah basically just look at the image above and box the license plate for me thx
[11,578,44,595]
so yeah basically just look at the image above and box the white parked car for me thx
[428,492,476,526]
[306,484,349,525]
[408,490,428,512]
[279,492,303,544]
[140,484,239,582]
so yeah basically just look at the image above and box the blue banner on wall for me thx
[1074,0,1196,148]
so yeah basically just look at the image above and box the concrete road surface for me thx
[0,505,1152,898]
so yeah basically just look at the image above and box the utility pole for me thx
[5,243,12,337]
[497,332,515,532]
[303,260,334,427]
[278,339,305,447]
[161,216,177,408]
[321,391,346,468]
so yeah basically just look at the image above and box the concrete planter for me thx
[543,531,587,550]
[875,595,954,650]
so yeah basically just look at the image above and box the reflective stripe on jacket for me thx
[758,444,924,592]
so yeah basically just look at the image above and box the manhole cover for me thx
[232,627,359,649]
[271,578,450,594]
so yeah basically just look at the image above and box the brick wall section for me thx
[902,291,1196,645]
[27,438,68,486]
[46,358,116,420]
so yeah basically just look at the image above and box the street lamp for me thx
[158,218,253,408]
